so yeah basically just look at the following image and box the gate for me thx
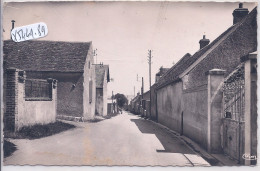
[222,64,245,163]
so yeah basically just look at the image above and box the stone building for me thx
[155,4,257,164]
[95,64,110,116]
[3,40,96,121]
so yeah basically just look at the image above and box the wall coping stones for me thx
[205,69,226,76]
[240,51,257,62]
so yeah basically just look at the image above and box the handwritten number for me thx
[11,23,47,42]
[38,24,41,36]
[41,26,45,36]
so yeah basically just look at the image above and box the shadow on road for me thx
[130,118,194,154]
[3,140,17,158]
[89,112,120,123]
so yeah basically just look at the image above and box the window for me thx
[89,80,93,103]
[88,61,91,69]
[25,79,52,101]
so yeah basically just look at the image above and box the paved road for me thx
[4,112,210,166]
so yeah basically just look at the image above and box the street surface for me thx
[4,112,210,166]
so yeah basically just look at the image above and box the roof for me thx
[156,7,257,89]
[131,94,140,103]
[156,53,191,87]
[3,40,92,72]
[95,64,110,88]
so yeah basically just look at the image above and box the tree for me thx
[113,93,128,108]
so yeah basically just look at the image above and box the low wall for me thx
[17,82,57,130]
[4,68,57,131]
[182,87,208,149]
[157,82,183,133]
[150,84,157,121]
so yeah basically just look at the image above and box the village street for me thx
[4,112,210,166]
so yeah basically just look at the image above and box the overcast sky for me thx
[3,1,257,97]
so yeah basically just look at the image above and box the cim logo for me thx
[242,154,257,160]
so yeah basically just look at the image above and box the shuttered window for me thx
[25,79,52,100]
[89,80,93,103]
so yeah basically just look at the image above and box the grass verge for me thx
[4,121,76,140]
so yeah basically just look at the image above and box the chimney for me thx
[11,20,15,39]
[232,3,249,25]
[199,35,210,49]
[11,20,15,30]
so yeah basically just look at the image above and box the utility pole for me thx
[141,77,144,99]
[148,50,152,118]
[112,91,113,103]
[134,86,135,97]
[93,48,97,64]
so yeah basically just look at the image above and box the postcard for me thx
[1,0,258,168]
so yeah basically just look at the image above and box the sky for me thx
[3,1,257,97]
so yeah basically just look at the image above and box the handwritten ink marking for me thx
[11,22,48,42]
[242,154,257,160]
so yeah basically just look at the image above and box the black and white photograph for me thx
[0,0,258,168]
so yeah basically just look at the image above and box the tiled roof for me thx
[156,53,191,87]
[156,7,257,89]
[3,40,91,72]
[95,64,110,88]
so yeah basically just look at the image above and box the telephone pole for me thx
[141,77,144,99]
[148,50,152,118]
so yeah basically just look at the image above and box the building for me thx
[107,98,119,114]
[3,40,96,121]
[95,64,110,116]
[4,68,57,131]
[155,4,257,164]
[155,67,170,83]
[130,93,141,115]
[140,90,150,117]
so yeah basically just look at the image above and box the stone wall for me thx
[182,86,208,149]
[26,71,84,118]
[4,68,57,131]
[157,82,183,133]
[150,84,157,121]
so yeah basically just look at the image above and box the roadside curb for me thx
[141,116,224,166]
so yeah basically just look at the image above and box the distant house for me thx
[141,90,150,117]
[130,93,141,114]
[95,64,110,116]
[107,98,118,114]
[3,40,96,121]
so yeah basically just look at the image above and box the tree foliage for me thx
[113,93,128,108]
